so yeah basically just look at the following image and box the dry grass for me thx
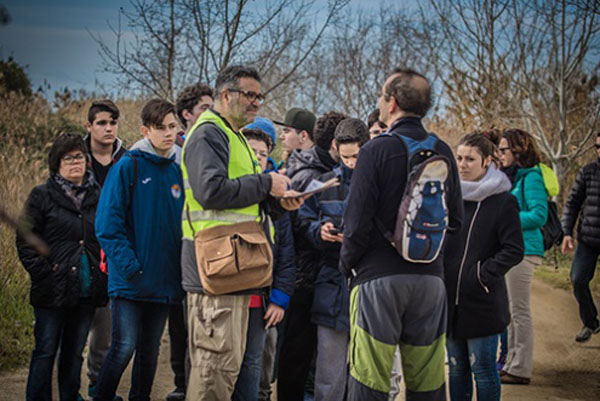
[0,148,46,371]
[0,92,149,371]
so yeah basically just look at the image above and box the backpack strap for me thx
[373,132,439,246]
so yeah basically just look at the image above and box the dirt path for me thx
[1,277,599,400]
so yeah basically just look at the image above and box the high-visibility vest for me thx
[181,110,261,239]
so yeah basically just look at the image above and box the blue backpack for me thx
[377,133,451,263]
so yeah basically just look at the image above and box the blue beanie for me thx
[244,117,277,147]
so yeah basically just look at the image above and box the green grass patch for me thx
[534,248,600,293]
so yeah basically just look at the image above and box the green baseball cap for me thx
[274,108,316,137]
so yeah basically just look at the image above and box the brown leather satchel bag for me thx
[193,220,273,295]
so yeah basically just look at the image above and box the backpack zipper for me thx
[455,202,481,306]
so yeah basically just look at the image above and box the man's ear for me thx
[181,109,192,123]
[140,125,149,138]
[86,121,92,132]
[332,138,338,152]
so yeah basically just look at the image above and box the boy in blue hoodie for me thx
[94,99,185,401]
[297,118,369,401]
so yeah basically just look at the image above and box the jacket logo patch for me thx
[171,184,181,199]
[142,178,152,184]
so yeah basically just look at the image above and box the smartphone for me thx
[329,228,342,235]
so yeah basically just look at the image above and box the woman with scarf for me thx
[17,133,107,401]
[444,133,524,400]
[498,128,548,385]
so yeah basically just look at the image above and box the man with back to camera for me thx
[340,69,463,401]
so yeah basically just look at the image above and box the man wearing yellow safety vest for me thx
[180,65,304,401]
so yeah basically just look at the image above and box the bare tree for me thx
[91,0,348,101]
[418,0,600,185]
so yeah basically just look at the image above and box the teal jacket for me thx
[511,167,548,256]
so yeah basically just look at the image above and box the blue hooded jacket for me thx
[95,139,185,304]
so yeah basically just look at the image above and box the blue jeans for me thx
[26,305,95,401]
[94,298,169,401]
[233,307,268,401]
[447,335,500,401]
[570,240,600,329]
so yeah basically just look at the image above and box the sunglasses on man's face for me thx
[594,144,600,149]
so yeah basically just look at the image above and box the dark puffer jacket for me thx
[286,146,337,289]
[562,159,600,250]
[16,177,108,308]
[444,192,524,339]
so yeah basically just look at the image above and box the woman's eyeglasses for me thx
[62,153,86,164]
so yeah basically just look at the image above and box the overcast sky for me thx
[0,0,384,97]
[1,0,132,95]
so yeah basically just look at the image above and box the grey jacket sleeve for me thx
[184,123,272,210]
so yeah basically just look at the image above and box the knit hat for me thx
[244,117,277,147]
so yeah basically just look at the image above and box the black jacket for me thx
[339,117,464,286]
[84,135,127,187]
[562,159,600,250]
[16,178,108,308]
[286,146,337,290]
[286,146,336,192]
[444,193,524,339]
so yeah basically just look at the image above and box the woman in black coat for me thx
[444,133,524,401]
[16,133,107,401]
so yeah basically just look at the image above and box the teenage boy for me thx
[84,99,126,401]
[242,125,296,401]
[94,99,185,401]
[174,84,214,165]
[297,118,368,401]
[367,108,387,140]
[164,83,213,401]
[277,111,348,401]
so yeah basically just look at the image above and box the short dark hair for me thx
[501,128,541,168]
[141,98,176,128]
[367,109,386,129]
[88,99,119,123]
[242,128,273,151]
[176,83,213,125]
[215,65,261,96]
[385,68,432,118]
[335,118,369,146]
[313,111,349,150]
[48,132,87,175]
[458,132,500,166]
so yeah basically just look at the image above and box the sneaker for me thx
[88,382,124,401]
[575,325,600,343]
[166,388,186,401]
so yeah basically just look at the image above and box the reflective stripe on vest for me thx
[181,110,261,239]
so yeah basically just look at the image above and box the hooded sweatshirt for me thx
[95,138,185,304]
[444,164,524,339]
